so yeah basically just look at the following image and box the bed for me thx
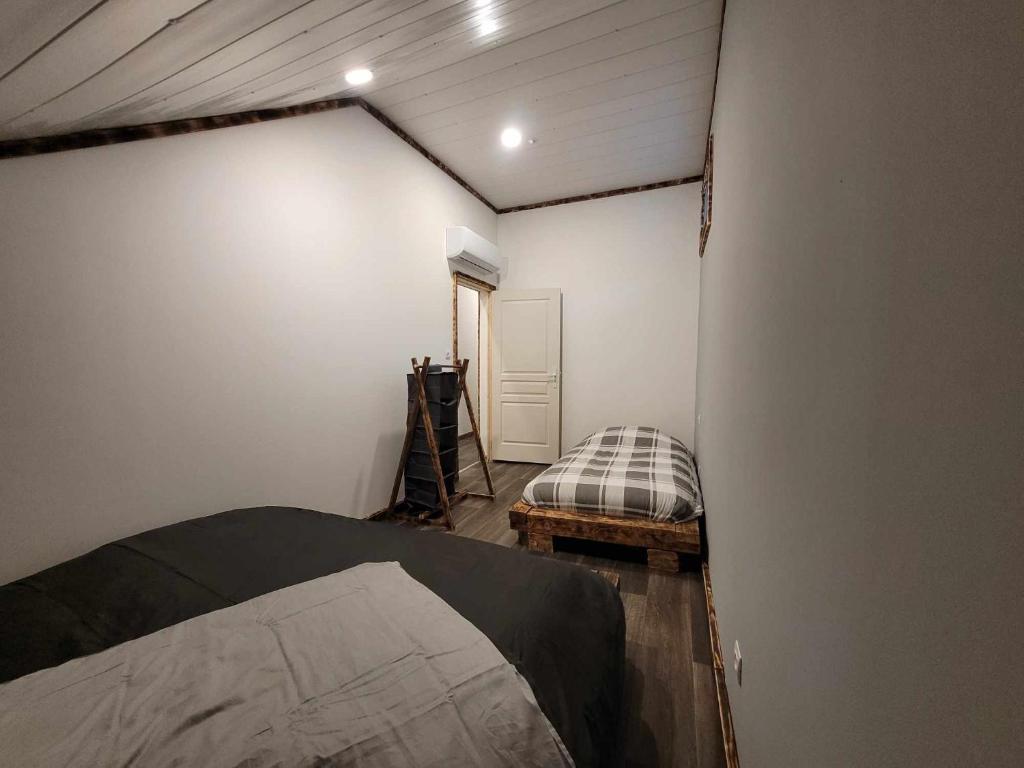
[0,506,625,768]
[509,426,704,571]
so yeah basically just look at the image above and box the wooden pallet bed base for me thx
[509,501,700,571]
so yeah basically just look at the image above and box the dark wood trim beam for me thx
[0,98,360,160]
[0,95,707,218]
[354,100,498,214]
[703,562,741,768]
[496,176,703,214]
[704,0,728,167]
[0,94,501,213]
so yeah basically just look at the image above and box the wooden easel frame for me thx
[386,356,495,530]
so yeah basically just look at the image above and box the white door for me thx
[492,288,561,463]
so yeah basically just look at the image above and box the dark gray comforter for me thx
[0,507,624,768]
[1,562,574,767]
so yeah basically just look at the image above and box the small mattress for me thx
[523,426,703,524]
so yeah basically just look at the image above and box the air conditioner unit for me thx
[445,226,505,282]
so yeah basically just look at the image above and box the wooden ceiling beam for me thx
[0,93,700,214]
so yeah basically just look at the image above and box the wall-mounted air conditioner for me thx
[445,226,505,283]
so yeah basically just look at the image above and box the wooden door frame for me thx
[452,271,494,457]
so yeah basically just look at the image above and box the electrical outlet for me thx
[443,350,453,363]
[733,640,742,685]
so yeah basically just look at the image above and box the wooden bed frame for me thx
[509,500,701,572]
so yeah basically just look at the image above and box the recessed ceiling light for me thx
[479,17,499,35]
[500,127,522,148]
[344,68,373,86]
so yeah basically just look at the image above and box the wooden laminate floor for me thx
[378,456,726,768]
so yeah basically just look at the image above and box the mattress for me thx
[0,507,624,768]
[523,426,703,523]
[1,562,573,767]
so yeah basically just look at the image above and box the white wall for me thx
[498,185,701,449]
[0,107,496,583]
[456,284,479,436]
[695,1,1024,766]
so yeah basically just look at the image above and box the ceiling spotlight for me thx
[344,68,373,86]
[479,17,499,35]
[501,127,522,148]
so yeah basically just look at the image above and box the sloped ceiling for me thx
[0,0,722,208]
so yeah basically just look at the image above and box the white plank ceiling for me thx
[0,0,722,208]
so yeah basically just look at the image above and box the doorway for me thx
[452,272,492,468]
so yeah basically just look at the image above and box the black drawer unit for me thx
[404,369,460,512]
[407,447,459,477]
[407,370,459,403]
[406,371,459,429]
[408,398,459,429]
[404,451,458,511]
[404,472,457,510]
[412,424,458,453]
